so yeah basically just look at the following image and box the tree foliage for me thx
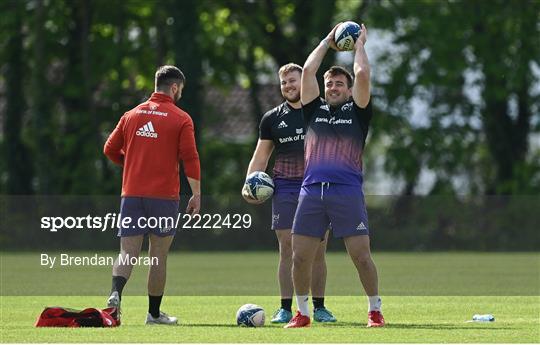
[0,0,538,196]
[367,0,540,194]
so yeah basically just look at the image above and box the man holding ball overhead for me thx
[242,63,336,324]
[285,23,385,328]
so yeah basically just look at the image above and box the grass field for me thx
[1,296,538,343]
[1,252,539,343]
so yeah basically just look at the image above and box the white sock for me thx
[368,295,382,312]
[296,294,310,316]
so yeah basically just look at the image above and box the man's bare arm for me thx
[352,24,371,108]
[242,140,274,204]
[302,24,341,105]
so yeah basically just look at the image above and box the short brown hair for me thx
[155,65,185,90]
[278,63,302,79]
[323,66,353,88]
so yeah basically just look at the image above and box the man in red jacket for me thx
[104,65,200,325]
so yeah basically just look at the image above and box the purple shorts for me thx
[271,178,302,230]
[292,182,369,238]
[272,192,299,230]
[118,197,179,237]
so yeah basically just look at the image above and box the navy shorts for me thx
[271,179,302,230]
[272,192,299,230]
[118,197,179,237]
[292,182,369,238]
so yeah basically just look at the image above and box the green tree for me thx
[29,0,56,193]
[170,0,203,139]
[368,0,540,194]
[1,0,33,194]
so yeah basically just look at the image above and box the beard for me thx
[325,93,349,107]
[173,90,181,102]
[284,94,300,103]
[283,90,300,103]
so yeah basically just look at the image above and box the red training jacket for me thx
[104,92,200,200]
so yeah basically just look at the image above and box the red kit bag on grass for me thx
[35,307,120,327]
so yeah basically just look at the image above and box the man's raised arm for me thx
[352,24,371,108]
[301,24,341,105]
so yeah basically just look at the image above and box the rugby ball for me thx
[236,304,265,327]
[245,171,274,202]
[334,21,361,51]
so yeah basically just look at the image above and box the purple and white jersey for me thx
[302,97,373,186]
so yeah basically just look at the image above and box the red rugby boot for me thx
[284,311,311,328]
[367,310,385,327]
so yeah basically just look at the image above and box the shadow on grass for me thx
[379,323,511,330]
[66,324,240,329]
[318,322,512,330]
[181,323,243,328]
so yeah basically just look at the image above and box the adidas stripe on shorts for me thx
[292,182,369,238]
